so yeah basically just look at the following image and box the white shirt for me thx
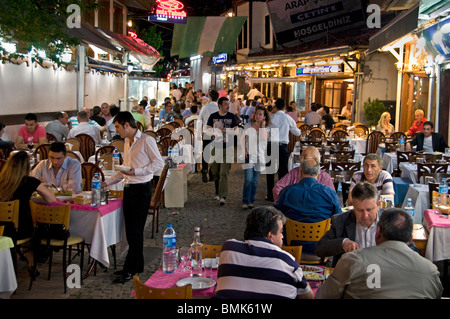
[67,122,102,144]
[268,111,300,144]
[105,130,164,185]
[197,101,219,136]
[355,214,379,249]
[229,100,241,115]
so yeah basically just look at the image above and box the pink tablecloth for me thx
[49,198,123,216]
[424,209,450,229]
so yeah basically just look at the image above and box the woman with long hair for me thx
[240,106,270,209]
[0,151,56,271]
[376,112,394,136]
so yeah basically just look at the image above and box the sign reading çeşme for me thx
[266,0,366,47]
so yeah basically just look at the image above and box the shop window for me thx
[265,15,270,45]
[113,2,124,34]
[97,0,110,31]
[324,82,342,111]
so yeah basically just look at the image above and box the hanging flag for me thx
[170,16,247,58]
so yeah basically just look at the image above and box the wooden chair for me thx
[0,225,4,236]
[158,136,181,156]
[174,119,185,128]
[331,161,361,172]
[428,183,439,209]
[29,201,85,293]
[412,224,428,257]
[136,121,145,132]
[133,275,192,299]
[34,143,51,161]
[0,200,32,272]
[335,123,348,130]
[65,138,81,152]
[330,129,349,140]
[288,132,301,153]
[329,149,355,162]
[327,140,350,150]
[95,145,115,163]
[110,139,125,153]
[108,190,124,198]
[81,162,105,191]
[363,131,385,155]
[423,153,443,163]
[285,218,331,265]
[417,163,450,184]
[75,134,96,163]
[282,245,303,264]
[144,130,157,141]
[46,133,57,143]
[299,124,312,137]
[308,128,326,142]
[394,151,417,177]
[156,127,172,139]
[390,132,405,142]
[202,244,222,258]
[66,150,81,162]
[355,124,369,136]
[148,162,169,238]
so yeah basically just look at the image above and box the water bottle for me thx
[172,145,179,165]
[190,226,203,277]
[294,141,301,154]
[439,178,448,205]
[404,198,414,217]
[90,173,101,207]
[162,224,178,273]
[398,135,405,151]
[112,148,120,171]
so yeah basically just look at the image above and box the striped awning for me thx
[170,16,247,59]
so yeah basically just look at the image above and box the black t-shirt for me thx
[91,116,106,126]
[206,111,238,146]
[322,114,335,130]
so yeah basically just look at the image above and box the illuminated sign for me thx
[149,0,187,24]
[212,53,227,64]
[296,64,343,75]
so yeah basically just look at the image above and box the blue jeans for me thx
[242,168,261,205]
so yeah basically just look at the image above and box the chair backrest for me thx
[423,153,443,163]
[330,129,349,139]
[0,225,4,236]
[174,119,185,127]
[81,162,105,191]
[308,128,325,141]
[418,163,449,183]
[46,133,58,143]
[299,124,312,136]
[281,245,303,264]
[34,143,51,161]
[202,244,222,258]
[397,151,417,167]
[285,218,331,245]
[133,275,192,299]
[144,130,157,140]
[76,134,96,161]
[158,136,180,156]
[365,131,385,154]
[355,124,369,136]
[329,149,355,162]
[150,163,170,208]
[66,150,81,162]
[390,132,404,142]
[327,140,350,150]
[331,161,361,172]
[65,138,81,151]
[288,132,301,153]
[29,201,71,230]
[156,127,172,139]
[136,121,145,132]
[428,183,439,209]
[0,200,20,230]
[110,139,125,153]
[108,190,124,198]
[95,145,115,163]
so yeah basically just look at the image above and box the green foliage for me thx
[363,98,387,126]
[0,0,98,65]
[134,25,164,77]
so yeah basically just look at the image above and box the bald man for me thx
[406,109,427,137]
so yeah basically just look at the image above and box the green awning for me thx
[171,16,247,58]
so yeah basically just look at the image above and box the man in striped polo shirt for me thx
[215,207,313,299]
[347,153,395,206]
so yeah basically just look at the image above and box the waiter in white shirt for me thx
[102,111,164,284]
[266,98,300,201]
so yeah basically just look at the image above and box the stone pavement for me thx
[10,163,266,299]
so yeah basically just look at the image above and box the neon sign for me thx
[149,0,187,24]
[296,64,343,75]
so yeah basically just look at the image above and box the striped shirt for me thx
[349,170,395,196]
[215,238,310,299]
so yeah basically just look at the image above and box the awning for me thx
[368,3,420,53]
[63,22,122,55]
[170,16,247,59]
[86,56,128,74]
[96,29,161,71]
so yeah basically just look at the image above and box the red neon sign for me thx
[154,0,186,19]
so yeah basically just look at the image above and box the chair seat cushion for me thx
[17,237,32,246]
[40,235,84,247]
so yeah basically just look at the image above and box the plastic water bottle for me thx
[398,135,405,151]
[162,224,177,273]
[294,141,301,154]
[112,148,120,171]
[439,178,448,205]
[172,145,179,165]
[404,198,414,217]
[91,173,101,207]
[190,227,203,277]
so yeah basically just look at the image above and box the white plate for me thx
[56,196,72,202]
[303,272,326,281]
[300,265,323,273]
[115,165,131,172]
[176,277,216,290]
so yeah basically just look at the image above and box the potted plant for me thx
[363,98,387,127]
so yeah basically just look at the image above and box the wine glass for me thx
[179,247,191,272]
[27,137,34,150]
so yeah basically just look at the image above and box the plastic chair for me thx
[66,150,81,162]
[158,136,181,156]
[75,134,96,162]
[299,124,312,137]
[65,138,81,151]
[136,121,145,132]
[202,244,222,258]
[0,225,4,236]
[110,139,124,153]
[29,201,85,293]
[148,163,169,238]
[285,218,331,265]
[282,245,303,264]
[108,190,124,198]
[34,143,51,161]
[156,127,172,139]
[46,133,58,143]
[133,275,192,299]
[144,130,157,141]
[355,124,369,136]
[81,162,105,191]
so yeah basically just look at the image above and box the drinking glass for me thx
[179,247,191,272]
[446,148,450,157]
[424,176,435,184]
[433,197,441,214]
[203,258,212,278]
[27,137,34,150]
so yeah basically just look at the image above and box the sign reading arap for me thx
[149,0,187,24]
[266,0,365,47]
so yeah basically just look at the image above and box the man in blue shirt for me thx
[275,158,341,257]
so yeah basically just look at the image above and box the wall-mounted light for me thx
[61,48,73,63]
[1,42,16,54]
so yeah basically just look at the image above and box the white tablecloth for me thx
[0,237,17,298]
[351,137,367,155]
[69,202,127,268]
[400,162,418,183]
[402,184,429,224]
[382,152,397,174]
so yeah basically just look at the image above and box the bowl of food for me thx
[55,190,73,202]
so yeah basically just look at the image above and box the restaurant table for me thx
[400,162,419,183]
[401,184,429,224]
[0,236,17,298]
[393,177,413,206]
[164,163,190,208]
[382,152,397,174]
[350,137,366,155]
[68,198,127,276]
[423,209,450,262]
